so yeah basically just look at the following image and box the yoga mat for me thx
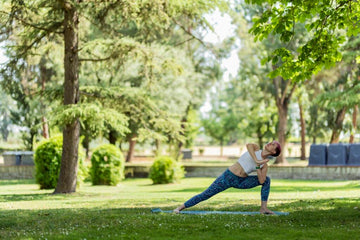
[151,208,289,216]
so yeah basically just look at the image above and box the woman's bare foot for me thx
[260,201,274,214]
[260,207,275,215]
[173,204,185,214]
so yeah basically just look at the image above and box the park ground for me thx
[0,177,359,239]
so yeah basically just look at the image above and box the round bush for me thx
[34,136,62,189]
[149,156,185,184]
[90,144,125,186]
[34,136,86,189]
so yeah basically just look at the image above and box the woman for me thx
[174,141,281,214]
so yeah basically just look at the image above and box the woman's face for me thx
[265,141,278,154]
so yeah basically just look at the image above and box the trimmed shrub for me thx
[34,136,86,189]
[90,144,125,186]
[34,136,62,189]
[149,156,185,184]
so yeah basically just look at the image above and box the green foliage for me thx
[245,0,360,82]
[0,61,44,150]
[0,0,228,155]
[50,102,130,138]
[0,0,229,193]
[90,144,125,186]
[149,156,184,184]
[201,86,243,146]
[34,136,86,189]
[183,107,201,149]
[34,136,62,189]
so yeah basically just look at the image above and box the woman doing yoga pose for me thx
[174,141,281,214]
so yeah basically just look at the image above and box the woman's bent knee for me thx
[263,176,270,185]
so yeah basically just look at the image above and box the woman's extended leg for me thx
[174,170,232,213]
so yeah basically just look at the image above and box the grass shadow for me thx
[0,191,100,202]
[1,198,360,239]
[0,179,35,186]
[0,193,59,202]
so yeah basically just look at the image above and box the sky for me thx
[204,10,240,78]
[0,43,6,64]
[201,10,240,113]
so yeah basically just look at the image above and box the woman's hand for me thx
[256,158,270,165]
[256,163,268,184]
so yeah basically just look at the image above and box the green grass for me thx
[1,178,360,240]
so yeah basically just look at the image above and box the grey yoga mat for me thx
[151,208,289,215]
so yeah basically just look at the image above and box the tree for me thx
[316,35,360,143]
[0,90,13,141]
[294,87,309,160]
[1,0,224,193]
[202,114,238,156]
[55,0,81,193]
[0,61,44,150]
[349,105,358,143]
[231,3,311,164]
[305,74,330,144]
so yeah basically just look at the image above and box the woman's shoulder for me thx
[246,143,260,151]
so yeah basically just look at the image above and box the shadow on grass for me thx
[1,199,360,239]
[0,179,35,186]
[1,198,359,223]
[0,191,99,202]
[0,193,54,202]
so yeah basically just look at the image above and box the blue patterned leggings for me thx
[184,169,271,209]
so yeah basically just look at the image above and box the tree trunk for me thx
[177,105,190,154]
[349,105,358,143]
[272,71,296,165]
[109,130,117,144]
[155,139,160,156]
[1,111,9,141]
[298,98,306,160]
[273,76,296,165]
[40,58,49,139]
[330,107,347,143]
[82,131,90,159]
[30,130,36,151]
[257,127,264,148]
[126,135,137,162]
[219,139,223,157]
[275,103,289,164]
[54,1,80,194]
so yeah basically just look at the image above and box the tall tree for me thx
[295,87,309,160]
[202,86,240,155]
[231,3,310,164]
[349,105,358,143]
[1,0,225,192]
[316,35,360,143]
[55,0,81,193]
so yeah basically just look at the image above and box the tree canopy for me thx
[245,0,360,82]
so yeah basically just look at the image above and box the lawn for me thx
[0,178,360,240]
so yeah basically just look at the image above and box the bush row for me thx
[34,136,184,189]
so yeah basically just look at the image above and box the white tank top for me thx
[237,150,263,174]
